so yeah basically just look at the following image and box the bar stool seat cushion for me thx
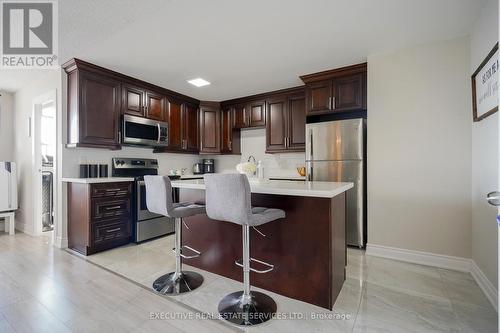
[249,207,285,226]
[172,202,206,218]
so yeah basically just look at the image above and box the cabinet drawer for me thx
[91,182,132,198]
[91,219,130,246]
[91,197,131,220]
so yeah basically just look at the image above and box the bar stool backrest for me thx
[144,175,175,218]
[204,173,252,226]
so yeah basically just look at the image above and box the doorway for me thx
[32,91,57,242]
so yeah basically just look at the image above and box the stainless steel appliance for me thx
[122,114,168,147]
[112,158,175,242]
[306,119,366,247]
[193,162,204,175]
[203,159,215,173]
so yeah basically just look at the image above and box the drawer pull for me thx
[106,228,121,233]
[106,206,122,210]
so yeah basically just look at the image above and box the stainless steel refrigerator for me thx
[306,119,366,247]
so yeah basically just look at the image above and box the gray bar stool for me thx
[204,173,285,326]
[144,175,205,295]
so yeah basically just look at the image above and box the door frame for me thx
[31,90,57,241]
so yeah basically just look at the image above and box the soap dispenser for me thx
[257,160,264,179]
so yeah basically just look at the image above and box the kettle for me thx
[193,163,204,175]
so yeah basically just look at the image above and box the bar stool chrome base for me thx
[153,271,203,295]
[218,290,277,326]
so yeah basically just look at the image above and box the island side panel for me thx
[180,188,345,309]
[331,192,346,307]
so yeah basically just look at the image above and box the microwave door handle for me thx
[157,123,161,143]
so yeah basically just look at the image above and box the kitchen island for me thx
[171,179,353,310]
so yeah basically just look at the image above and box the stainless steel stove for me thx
[112,158,176,242]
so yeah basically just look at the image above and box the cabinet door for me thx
[266,96,287,153]
[166,98,183,151]
[232,104,247,129]
[333,74,363,111]
[79,71,121,148]
[306,80,333,115]
[145,91,166,121]
[221,108,232,153]
[287,93,306,151]
[199,105,220,154]
[248,100,266,127]
[122,84,145,117]
[183,102,199,152]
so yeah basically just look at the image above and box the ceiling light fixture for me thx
[187,78,210,87]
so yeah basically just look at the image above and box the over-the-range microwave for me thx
[122,114,168,147]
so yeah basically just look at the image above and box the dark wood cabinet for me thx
[145,90,166,121]
[122,84,145,117]
[221,107,241,154]
[166,97,184,151]
[248,100,266,127]
[122,84,166,121]
[301,63,367,116]
[266,89,306,153]
[64,59,122,150]
[164,98,199,153]
[183,102,199,152]
[199,102,221,154]
[307,80,333,114]
[287,92,306,150]
[232,103,247,129]
[67,181,133,255]
[266,96,288,152]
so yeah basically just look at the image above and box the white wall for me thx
[0,92,14,161]
[367,37,472,258]
[470,0,498,290]
[13,71,61,235]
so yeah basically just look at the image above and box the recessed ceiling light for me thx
[187,78,211,87]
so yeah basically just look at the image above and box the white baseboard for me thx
[470,261,498,312]
[55,236,68,249]
[366,243,471,271]
[366,243,497,311]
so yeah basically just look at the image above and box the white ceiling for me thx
[1,0,486,99]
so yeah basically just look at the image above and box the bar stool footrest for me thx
[173,245,202,259]
[235,257,274,273]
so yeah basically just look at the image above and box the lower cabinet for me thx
[67,181,133,255]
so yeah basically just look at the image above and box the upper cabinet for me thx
[300,63,367,116]
[63,58,198,152]
[199,102,221,154]
[265,88,306,153]
[220,107,241,155]
[227,100,266,129]
[63,59,122,150]
[122,84,166,121]
[163,98,199,153]
[248,100,266,127]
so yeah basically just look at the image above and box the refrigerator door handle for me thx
[308,128,314,161]
[307,162,313,181]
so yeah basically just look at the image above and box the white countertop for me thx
[61,177,135,184]
[171,179,353,198]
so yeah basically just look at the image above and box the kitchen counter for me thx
[171,179,352,198]
[61,177,135,184]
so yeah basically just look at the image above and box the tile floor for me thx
[84,234,498,333]
[0,231,497,332]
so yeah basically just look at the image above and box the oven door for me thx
[137,181,162,221]
[123,115,168,147]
